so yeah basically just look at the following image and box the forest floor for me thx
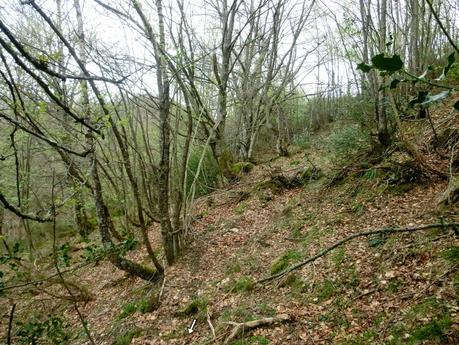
[2,106,459,345]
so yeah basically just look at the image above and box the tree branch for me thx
[256,222,459,284]
[0,191,51,222]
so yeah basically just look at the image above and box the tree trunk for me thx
[377,0,391,147]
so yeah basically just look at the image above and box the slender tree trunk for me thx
[377,0,391,147]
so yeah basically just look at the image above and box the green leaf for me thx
[357,62,372,73]
[445,52,456,76]
[454,101,459,111]
[390,79,401,89]
[371,54,403,72]
[409,91,428,107]
[436,53,456,80]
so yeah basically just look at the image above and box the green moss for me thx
[231,162,255,175]
[270,250,302,275]
[352,202,366,215]
[390,183,415,195]
[300,227,321,249]
[409,315,451,344]
[386,278,401,294]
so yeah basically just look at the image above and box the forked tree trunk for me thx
[73,0,162,280]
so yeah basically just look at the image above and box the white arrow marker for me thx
[188,319,197,334]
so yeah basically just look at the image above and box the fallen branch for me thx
[257,222,459,284]
[224,314,290,344]
[207,309,216,340]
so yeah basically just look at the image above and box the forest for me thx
[0,0,458,344]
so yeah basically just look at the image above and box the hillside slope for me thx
[2,115,459,345]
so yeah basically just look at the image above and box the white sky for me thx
[0,0,355,97]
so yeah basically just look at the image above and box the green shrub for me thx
[327,124,371,162]
[17,316,71,345]
[292,132,311,150]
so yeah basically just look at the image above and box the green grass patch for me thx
[270,249,302,275]
[220,306,256,323]
[118,301,138,320]
[226,276,254,293]
[315,279,337,302]
[232,335,270,345]
[235,201,248,215]
[442,246,459,264]
[331,247,345,267]
[180,296,208,316]
[113,329,141,345]
[408,315,452,344]
[225,262,242,275]
[118,297,155,320]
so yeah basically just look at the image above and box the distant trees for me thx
[1,0,458,284]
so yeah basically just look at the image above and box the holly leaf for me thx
[436,53,455,80]
[371,54,403,72]
[390,79,401,89]
[444,52,456,76]
[409,91,428,107]
[357,62,372,73]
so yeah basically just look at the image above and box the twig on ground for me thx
[224,314,290,344]
[257,222,459,284]
[158,275,166,302]
[207,309,216,340]
[351,288,378,302]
